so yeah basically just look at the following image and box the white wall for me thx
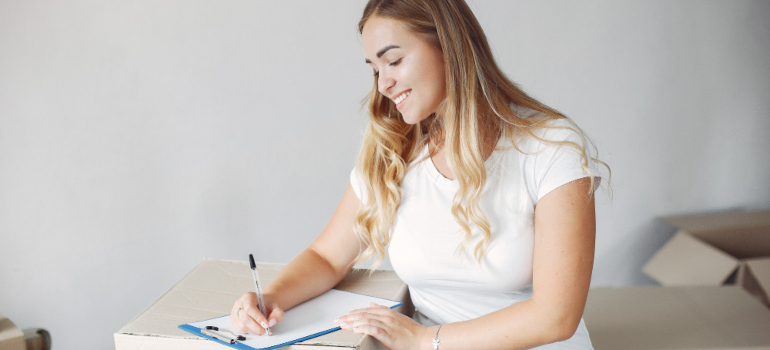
[0,1,768,349]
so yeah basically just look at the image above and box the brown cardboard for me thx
[643,210,770,306]
[642,230,739,285]
[583,286,770,350]
[22,328,51,350]
[662,210,770,258]
[114,258,410,350]
[0,313,25,350]
[743,258,770,307]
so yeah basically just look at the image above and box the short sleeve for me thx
[349,168,368,203]
[526,122,601,202]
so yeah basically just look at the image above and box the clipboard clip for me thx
[202,325,246,344]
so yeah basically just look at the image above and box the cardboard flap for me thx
[692,226,770,259]
[664,211,770,258]
[643,231,739,285]
[746,258,770,305]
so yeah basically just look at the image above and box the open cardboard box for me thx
[0,313,25,350]
[114,258,412,350]
[643,210,770,307]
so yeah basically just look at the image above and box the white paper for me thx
[185,289,401,349]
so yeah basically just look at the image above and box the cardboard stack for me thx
[114,259,411,350]
[643,210,770,307]
[583,210,770,349]
[0,313,25,350]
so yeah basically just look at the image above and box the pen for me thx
[249,253,271,336]
[202,326,246,344]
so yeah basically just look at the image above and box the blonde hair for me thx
[353,0,608,269]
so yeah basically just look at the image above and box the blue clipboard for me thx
[178,289,403,350]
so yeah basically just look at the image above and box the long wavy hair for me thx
[353,0,607,269]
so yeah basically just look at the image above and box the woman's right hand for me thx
[230,292,285,335]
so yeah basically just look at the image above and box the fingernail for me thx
[268,318,276,327]
[339,321,347,327]
[261,321,269,329]
[333,318,339,323]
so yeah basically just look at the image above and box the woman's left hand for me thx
[334,302,429,350]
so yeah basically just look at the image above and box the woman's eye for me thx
[370,58,401,77]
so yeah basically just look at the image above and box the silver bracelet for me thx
[432,325,442,350]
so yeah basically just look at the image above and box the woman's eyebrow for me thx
[364,45,400,63]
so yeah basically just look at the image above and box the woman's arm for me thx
[231,184,364,335]
[337,177,595,349]
[432,177,595,349]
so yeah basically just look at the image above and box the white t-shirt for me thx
[350,117,599,349]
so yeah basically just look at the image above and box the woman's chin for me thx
[401,112,430,125]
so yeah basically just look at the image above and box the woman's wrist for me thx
[260,291,282,313]
[422,325,442,350]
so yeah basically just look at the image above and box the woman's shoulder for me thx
[504,105,584,153]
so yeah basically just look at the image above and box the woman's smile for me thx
[394,90,411,109]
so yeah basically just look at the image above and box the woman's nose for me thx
[377,72,395,97]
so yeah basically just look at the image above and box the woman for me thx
[232,0,605,348]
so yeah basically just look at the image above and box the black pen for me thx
[249,254,271,336]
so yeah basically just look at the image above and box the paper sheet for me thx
[179,289,402,350]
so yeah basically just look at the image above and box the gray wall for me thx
[1,1,768,349]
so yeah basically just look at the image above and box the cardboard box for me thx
[583,286,770,349]
[114,258,411,350]
[0,313,25,350]
[643,210,770,306]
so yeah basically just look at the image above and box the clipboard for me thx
[178,289,403,350]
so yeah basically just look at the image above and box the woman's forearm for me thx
[420,298,575,350]
[263,247,350,312]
